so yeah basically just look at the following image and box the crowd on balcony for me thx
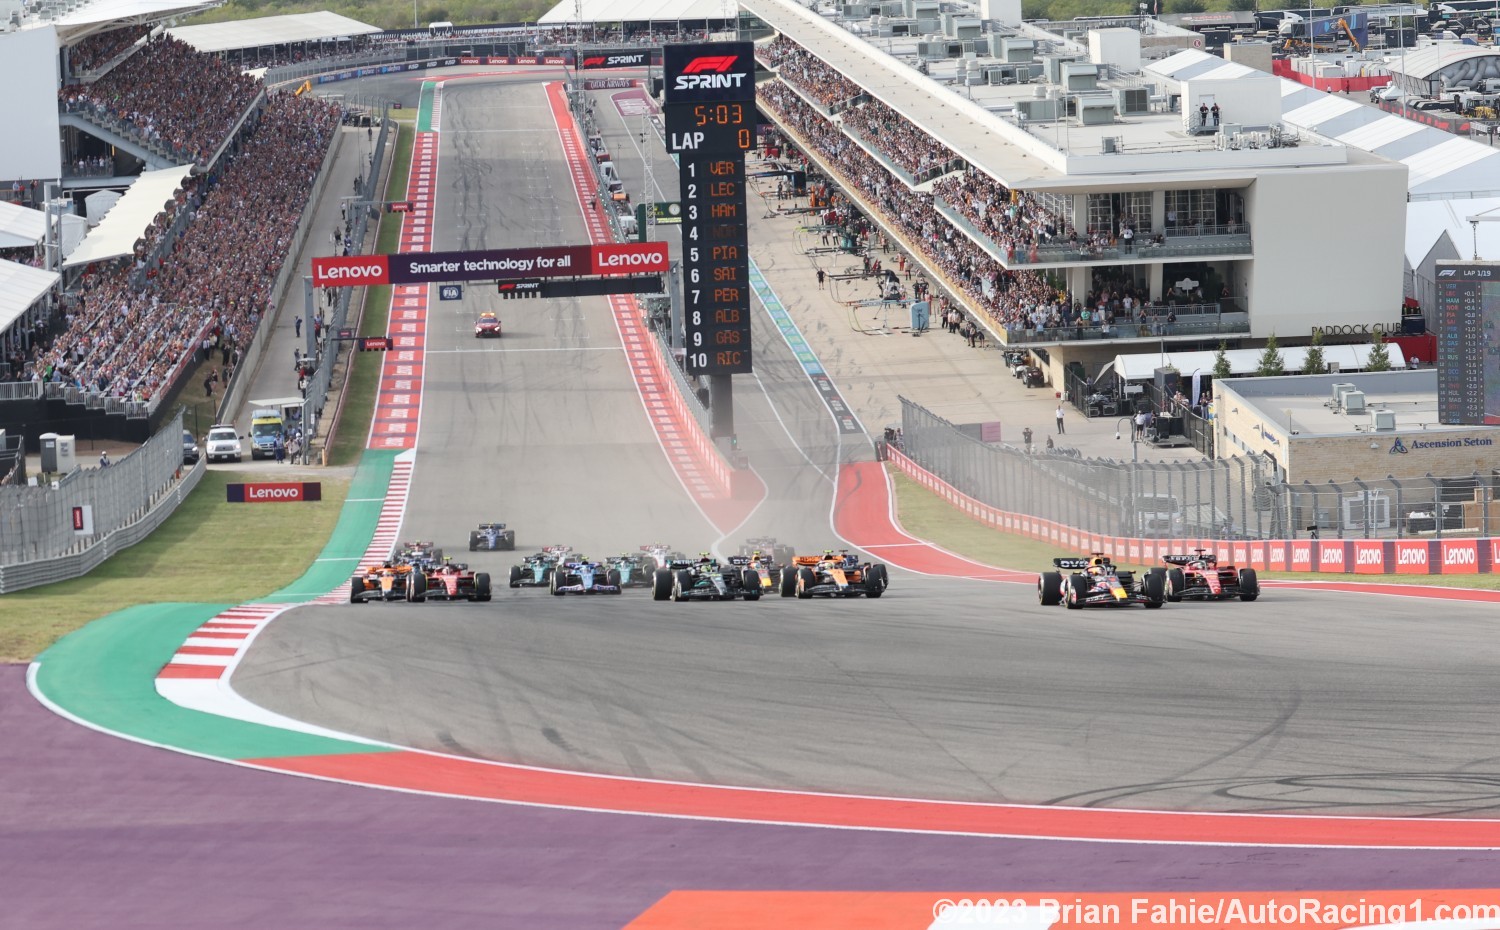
[67,25,152,75]
[840,99,958,180]
[757,36,863,107]
[20,93,339,404]
[60,36,263,166]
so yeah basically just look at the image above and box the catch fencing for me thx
[0,412,201,591]
[900,396,1500,543]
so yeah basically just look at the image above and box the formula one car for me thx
[474,311,502,338]
[782,549,888,599]
[469,522,516,551]
[411,558,492,602]
[1038,555,1164,609]
[738,536,796,565]
[638,544,690,574]
[509,546,570,588]
[1161,550,1259,602]
[349,562,418,603]
[742,548,786,593]
[549,559,623,595]
[395,541,443,566]
[652,554,763,602]
[606,553,653,588]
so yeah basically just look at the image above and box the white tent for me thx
[0,259,59,337]
[0,201,47,250]
[63,165,194,269]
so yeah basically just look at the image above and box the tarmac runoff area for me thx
[15,68,1500,929]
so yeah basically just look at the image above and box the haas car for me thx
[411,559,492,603]
[349,562,418,603]
[1161,550,1260,602]
[509,546,570,587]
[1038,555,1164,609]
[469,522,516,551]
[638,544,689,574]
[474,311,502,338]
[782,550,888,599]
[550,558,623,595]
[652,555,763,602]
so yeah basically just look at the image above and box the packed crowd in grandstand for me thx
[66,24,152,74]
[757,36,864,108]
[60,36,263,166]
[22,92,339,403]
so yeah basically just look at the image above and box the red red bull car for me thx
[1161,550,1259,602]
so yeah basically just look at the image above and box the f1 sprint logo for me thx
[675,55,745,90]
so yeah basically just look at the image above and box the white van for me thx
[205,424,243,463]
[599,161,618,183]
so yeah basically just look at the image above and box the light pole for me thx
[1115,415,1139,462]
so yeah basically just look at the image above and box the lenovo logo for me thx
[1320,548,1344,566]
[313,256,390,286]
[1292,548,1311,564]
[1445,546,1477,565]
[250,486,301,500]
[1397,548,1427,565]
[1355,548,1383,565]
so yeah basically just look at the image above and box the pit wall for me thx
[888,446,1500,575]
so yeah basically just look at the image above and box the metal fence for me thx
[900,396,1500,541]
[0,411,192,570]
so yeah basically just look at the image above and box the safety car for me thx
[474,311,502,338]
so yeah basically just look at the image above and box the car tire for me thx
[1038,571,1063,606]
[509,565,523,588]
[864,563,887,598]
[1065,575,1086,609]
[1143,570,1165,607]
[469,532,479,552]
[502,534,515,551]
[740,569,762,601]
[473,572,491,602]
[607,569,622,591]
[652,568,673,601]
[409,572,426,604]
[796,566,817,599]
[550,571,566,596]
[1238,568,1259,601]
[780,566,797,597]
[672,569,693,602]
[349,576,364,604]
[1166,568,1186,603]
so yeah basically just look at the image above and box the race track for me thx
[234,72,1500,820]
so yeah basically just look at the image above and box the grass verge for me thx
[1,470,349,662]
[327,116,415,467]
[887,464,1500,589]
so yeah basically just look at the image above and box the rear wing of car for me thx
[1053,557,1104,569]
[479,523,507,530]
[791,555,824,566]
[542,546,571,556]
[1162,554,1216,566]
[727,556,750,566]
[668,559,695,569]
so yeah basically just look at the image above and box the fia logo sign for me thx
[439,285,463,301]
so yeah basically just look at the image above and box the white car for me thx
[204,425,243,463]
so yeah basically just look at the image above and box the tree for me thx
[1256,333,1285,377]
[1213,340,1232,381]
[1366,332,1393,371]
[1302,330,1328,376]
[1227,0,1258,9]
[1169,0,1206,12]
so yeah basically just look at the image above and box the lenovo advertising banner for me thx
[312,243,669,287]
[227,482,322,503]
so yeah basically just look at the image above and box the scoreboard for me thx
[1434,261,1500,424]
[664,42,755,377]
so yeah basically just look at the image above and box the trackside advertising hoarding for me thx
[580,50,649,69]
[227,482,322,503]
[312,243,669,287]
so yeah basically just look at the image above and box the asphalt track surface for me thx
[235,73,1500,820]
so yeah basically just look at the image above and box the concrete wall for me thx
[1181,75,1283,129]
[1242,161,1407,339]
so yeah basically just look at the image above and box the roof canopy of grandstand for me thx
[1151,49,1500,201]
[0,260,59,336]
[165,12,381,55]
[1112,344,1406,383]
[27,0,216,45]
[0,202,47,250]
[537,0,737,24]
[62,164,192,268]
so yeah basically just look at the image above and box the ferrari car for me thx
[411,558,492,602]
[739,536,796,565]
[782,550,888,599]
[1038,555,1164,609]
[509,546,570,587]
[474,311,502,338]
[606,553,653,588]
[652,554,763,602]
[1161,550,1259,602]
[349,562,418,603]
[550,559,623,595]
[469,522,516,551]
